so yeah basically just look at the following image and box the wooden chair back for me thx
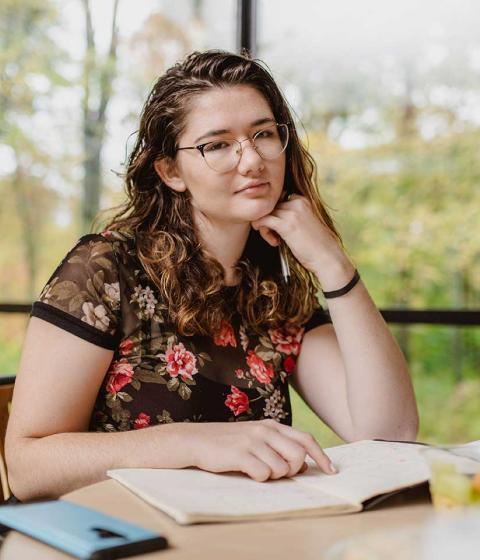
[0,377,15,502]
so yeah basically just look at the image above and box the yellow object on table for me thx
[422,445,480,509]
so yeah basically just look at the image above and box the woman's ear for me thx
[153,157,187,193]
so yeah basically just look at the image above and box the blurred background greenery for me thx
[0,0,479,444]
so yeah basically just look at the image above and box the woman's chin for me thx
[241,201,277,222]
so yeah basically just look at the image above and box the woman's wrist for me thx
[312,253,356,292]
[116,422,198,470]
[171,421,207,469]
[322,269,360,299]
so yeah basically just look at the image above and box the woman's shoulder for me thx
[67,230,135,250]
[97,230,136,252]
[72,230,138,264]
[38,230,139,302]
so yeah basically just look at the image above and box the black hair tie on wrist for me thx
[322,269,360,299]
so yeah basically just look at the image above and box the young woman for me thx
[6,50,418,501]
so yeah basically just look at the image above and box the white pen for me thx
[279,242,290,284]
[277,191,293,284]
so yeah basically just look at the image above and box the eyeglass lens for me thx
[202,123,289,172]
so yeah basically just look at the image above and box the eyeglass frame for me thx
[175,122,291,172]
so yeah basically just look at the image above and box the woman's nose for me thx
[236,141,264,174]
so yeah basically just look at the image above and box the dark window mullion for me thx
[0,305,479,326]
[237,0,257,56]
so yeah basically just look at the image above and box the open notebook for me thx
[106,440,442,525]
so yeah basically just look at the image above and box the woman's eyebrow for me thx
[193,117,275,144]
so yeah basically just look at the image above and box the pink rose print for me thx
[225,386,250,416]
[165,342,198,381]
[119,338,134,356]
[283,356,296,374]
[246,350,274,385]
[234,368,245,379]
[106,358,134,394]
[134,412,151,430]
[268,323,305,356]
[213,320,237,347]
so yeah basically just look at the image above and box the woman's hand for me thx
[187,419,336,482]
[251,194,346,277]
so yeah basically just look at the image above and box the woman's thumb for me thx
[259,226,280,247]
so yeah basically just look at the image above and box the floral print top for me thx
[31,232,331,432]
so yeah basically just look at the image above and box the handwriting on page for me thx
[296,440,430,505]
[108,468,350,521]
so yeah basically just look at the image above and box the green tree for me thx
[0,0,67,299]
[81,0,120,233]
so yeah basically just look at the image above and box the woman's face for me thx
[160,85,286,227]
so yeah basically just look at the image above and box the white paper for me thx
[107,440,438,524]
[107,467,352,524]
[294,440,430,505]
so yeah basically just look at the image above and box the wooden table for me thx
[0,480,434,559]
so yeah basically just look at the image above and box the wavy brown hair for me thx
[104,49,342,336]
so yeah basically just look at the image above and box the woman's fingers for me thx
[192,421,334,483]
[260,429,308,478]
[239,453,272,482]
[299,461,308,474]
[251,214,283,236]
[252,443,291,480]
[258,226,280,247]
[270,421,337,475]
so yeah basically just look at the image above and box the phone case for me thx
[0,500,168,559]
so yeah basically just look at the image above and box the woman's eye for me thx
[204,141,229,152]
[256,130,273,138]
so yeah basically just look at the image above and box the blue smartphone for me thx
[0,500,168,559]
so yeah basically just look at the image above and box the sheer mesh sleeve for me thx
[31,234,121,349]
[303,303,331,332]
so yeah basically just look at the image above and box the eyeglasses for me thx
[176,122,290,173]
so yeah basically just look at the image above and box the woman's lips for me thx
[236,182,269,194]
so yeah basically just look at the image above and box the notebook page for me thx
[107,467,353,524]
[462,440,480,458]
[440,440,480,462]
[294,440,430,506]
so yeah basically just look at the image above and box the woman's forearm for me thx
[315,258,419,441]
[6,422,195,501]
[7,419,336,501]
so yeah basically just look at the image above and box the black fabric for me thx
[303,307,331,332]
[31,301,118,350]
[4,495,21,505]
[31,232,331,433]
